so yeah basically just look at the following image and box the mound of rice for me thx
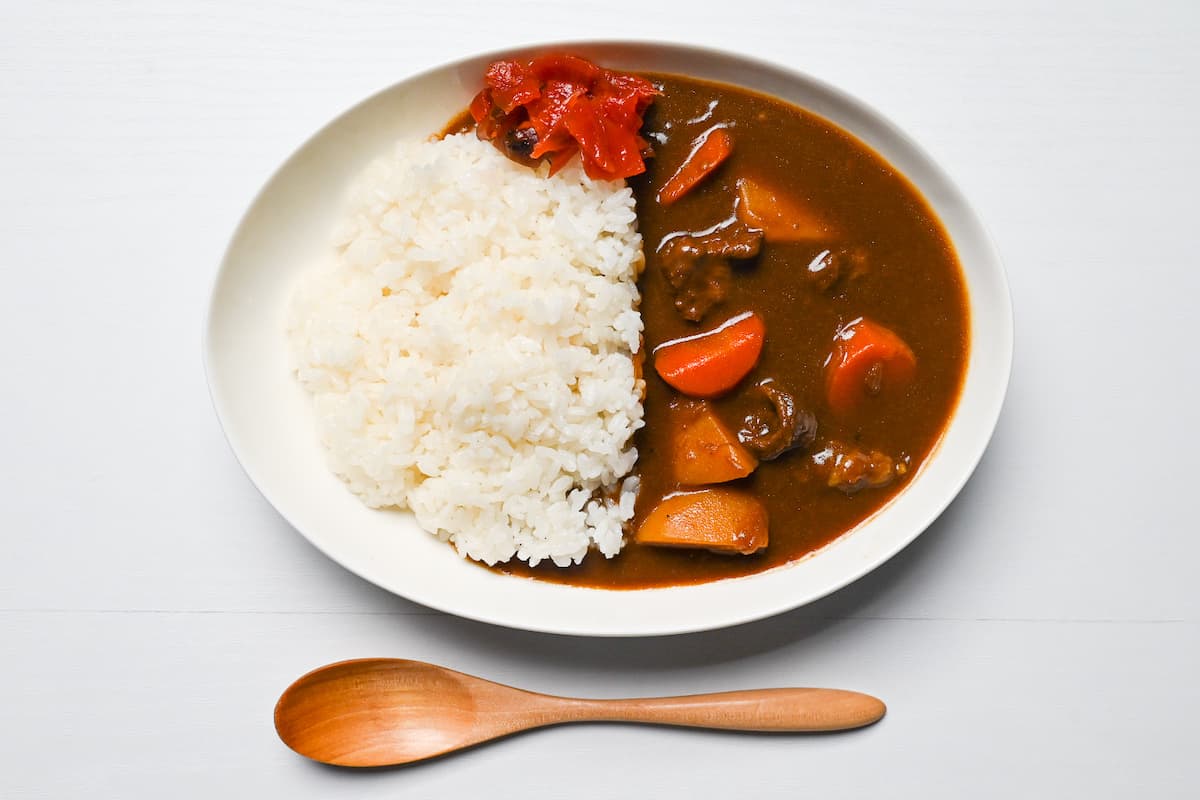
[287,133,644,566]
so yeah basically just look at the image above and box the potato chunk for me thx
[671,400,759,484]
[736,177,832,242]
[636,489,768,555]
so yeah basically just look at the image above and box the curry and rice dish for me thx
[287,55,969,589]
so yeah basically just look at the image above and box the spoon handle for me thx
[554,688,885,732]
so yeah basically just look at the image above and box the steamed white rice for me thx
[286,133,644,566]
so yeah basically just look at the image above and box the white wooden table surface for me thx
[3,1,1198,796]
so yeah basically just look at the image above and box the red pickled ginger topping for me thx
[469,54,659,181]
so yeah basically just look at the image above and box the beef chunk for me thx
[811,440,909,495]
[738,381,818,461]
[658,222,763,321]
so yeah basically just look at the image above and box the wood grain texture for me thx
[274,659,884,766]
[1,0,1198,796]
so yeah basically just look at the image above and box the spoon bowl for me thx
[275,658,887,767]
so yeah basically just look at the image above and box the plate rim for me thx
[202,39,1013,637]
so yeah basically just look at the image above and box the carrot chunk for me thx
[653,311,765,398]
[657,127,734,205]
[670,401,758,485]
[636,489,768,555]
[825,318,917,416]
[735,177,831,242]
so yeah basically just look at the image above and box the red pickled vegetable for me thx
[653,311,766,398]
[657,127,734,205]
[469,54,659,181]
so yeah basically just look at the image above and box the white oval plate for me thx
[204,42,1012,636]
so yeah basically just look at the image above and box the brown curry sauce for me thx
[457,72,969,589]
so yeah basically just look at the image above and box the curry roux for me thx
[484,73,970,588]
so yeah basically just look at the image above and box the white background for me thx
[2,1,1197,796]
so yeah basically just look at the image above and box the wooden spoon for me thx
[275,658,886,767]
